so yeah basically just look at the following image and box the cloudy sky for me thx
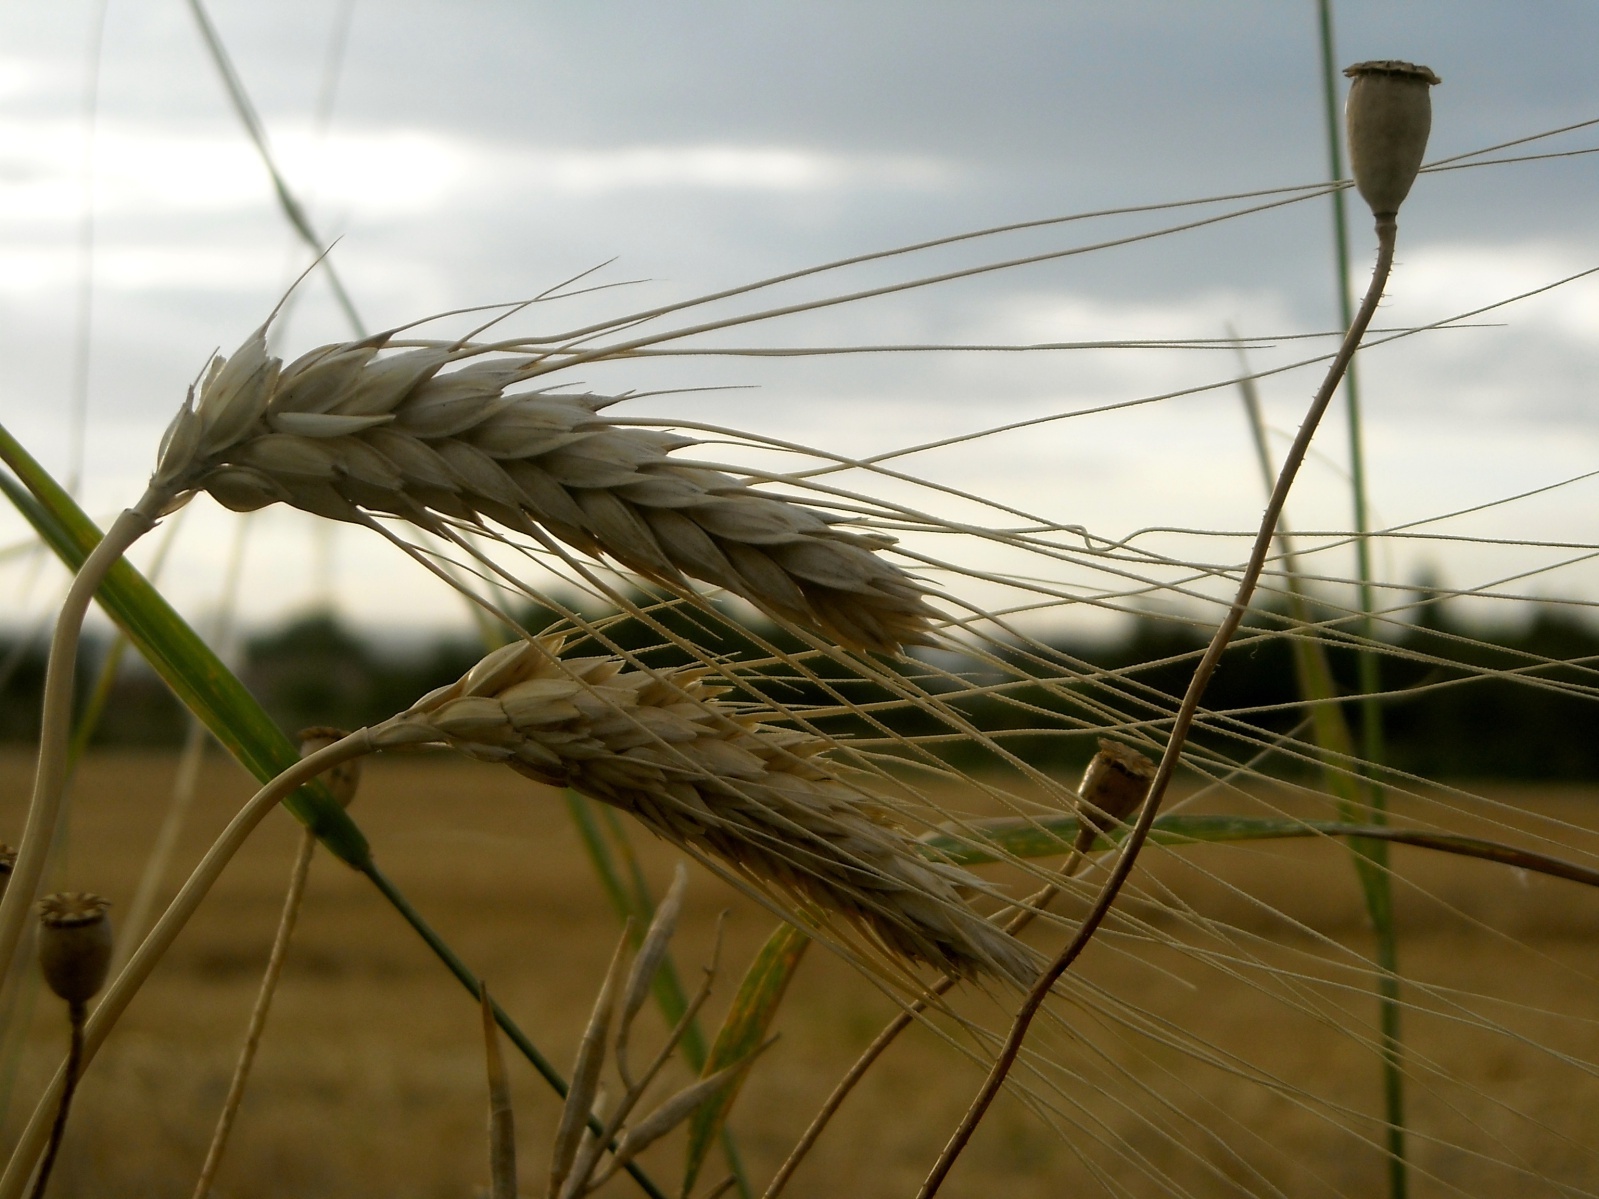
[1,1,1597,640]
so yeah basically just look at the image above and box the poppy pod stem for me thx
[31,894,113,1199]
[918,88,1418,1190]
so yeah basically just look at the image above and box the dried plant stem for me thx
[914,216,1399,1199]
[761,864,1079,1199]
[356,866,670,1199]
[24,1001,83,1199]
[191,827,316,1199]
[0,733,372,1199]
[0,493,162,994]
[480,984,517,1199]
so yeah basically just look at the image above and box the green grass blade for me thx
[1316,6,1406,1191]
[917,813,1599,888]
[682,923,809,1198]
[0,431,368,865]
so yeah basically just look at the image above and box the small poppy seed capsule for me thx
[36,892,113,1006]
[1074,739,1157,854]
[1344,60,1441,219]
[298,726,362,808]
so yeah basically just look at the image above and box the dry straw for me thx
[192,727,365,1199]
[150,330,936,654]
[550,867,746,1199]
[371,637,1037,985]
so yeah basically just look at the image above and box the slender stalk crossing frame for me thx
[914,214,1400,1198]
[1317,11,1407,1192]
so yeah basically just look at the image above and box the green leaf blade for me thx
[682,923,809,1197]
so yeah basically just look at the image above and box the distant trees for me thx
[0,592,1592,780]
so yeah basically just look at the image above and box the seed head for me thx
[1074,739,1156,855]
[298,726,363,808]
[36,892,113,1007]
[376,638,1036,984]
[1344,60,1441,219]
[151,332,937,654]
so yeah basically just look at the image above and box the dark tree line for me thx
[0,593,1594,781]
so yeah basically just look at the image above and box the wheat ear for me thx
[370,638,1036,985]
[149,330,936,654]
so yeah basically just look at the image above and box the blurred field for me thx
[2,749,1598,1198]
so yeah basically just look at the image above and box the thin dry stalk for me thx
[549,931,631,1199]
[189,828,312,1199]
[913,213,1402,1199]
[25,1004,80,1199]
[552,882,738,1199]
[480,984,518,1199]
[371,638,1036,985]
[191,728,359,1199]
[763,742,1153,1198]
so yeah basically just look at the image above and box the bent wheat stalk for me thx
[370,636,1037,985]
[0,494,163,993]
[0,733,374,1199]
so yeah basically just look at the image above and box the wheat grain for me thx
[371,638,1036,985]
[150,329,936,653]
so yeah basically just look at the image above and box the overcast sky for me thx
[1,1,1597,641]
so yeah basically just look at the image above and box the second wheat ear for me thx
[373,636,1037,986]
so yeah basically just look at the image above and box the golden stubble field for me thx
[1,749,1597,1198]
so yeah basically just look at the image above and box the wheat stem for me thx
[914,215,1399,1199]
[0,492,163,996]
[0,733,373,1199]
[190,826,316,1199]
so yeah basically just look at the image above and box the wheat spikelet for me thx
[151,328,936,653]
[370,638,1036,985]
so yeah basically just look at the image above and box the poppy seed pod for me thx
[1344,60,1441,219]
[36,892,113,1007]
[1074,739,1157,854]
[298,726,362,808]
